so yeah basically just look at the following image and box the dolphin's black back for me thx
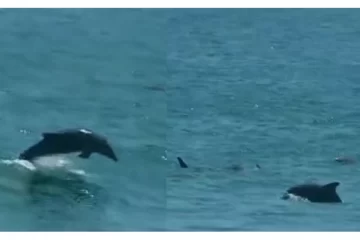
[19,129,94,161]
[19,137,83,161]
[43,128,104,141]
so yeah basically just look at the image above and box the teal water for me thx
[0,9,166,231]
[1,9,360,231]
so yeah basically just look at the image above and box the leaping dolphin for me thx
[18,128,118,162]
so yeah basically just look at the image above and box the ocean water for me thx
[167,9,360,231]
[1,8,360,231]
[0,9,166,231]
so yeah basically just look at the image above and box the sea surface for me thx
[1,8,360,231]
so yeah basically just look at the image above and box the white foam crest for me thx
[0,156,92,199]
[0,155,89,178]
[0,159,36,171]
[285,193,309,203]
[0,159,37,196]
[32,155,73,169]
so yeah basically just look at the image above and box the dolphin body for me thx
[18,128,118,162]
[282,182,342,203]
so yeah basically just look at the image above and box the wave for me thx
[0,153,163,230]
[0,155,94,199]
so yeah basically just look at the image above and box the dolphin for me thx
[281,182,342,203]
[18,128,118,162]
[334,156,356,164]
[175,156,259,172]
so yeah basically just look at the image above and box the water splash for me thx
[282,193,309,203]
[1,159,36,171]
[0,155,93,202]
[0,155,89,179]
[32,155,73,170]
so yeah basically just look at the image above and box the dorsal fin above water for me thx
[177,157,188,168]
[321,182,340,192]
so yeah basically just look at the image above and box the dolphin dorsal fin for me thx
[321,182,340,192]
[177,157,188,168]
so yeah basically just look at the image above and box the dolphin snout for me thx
[106,149,118,162]
[100,144,119,162]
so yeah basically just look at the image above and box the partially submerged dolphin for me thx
[282,182,342,203]
[18,128,118,162]
[334,156,356,164]
[175,156,259,172]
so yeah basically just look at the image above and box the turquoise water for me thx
[1,8,360,231]
[0,9,166,231]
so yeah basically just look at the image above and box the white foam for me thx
[285,193,309,202]
[0,156,90,199]
[32,155,72,169]
[69,169,87,176]
[1,159,36,171]
[0,159,37,196]
[0,154,89,178]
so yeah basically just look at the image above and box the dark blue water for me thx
[1,9,360,231]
